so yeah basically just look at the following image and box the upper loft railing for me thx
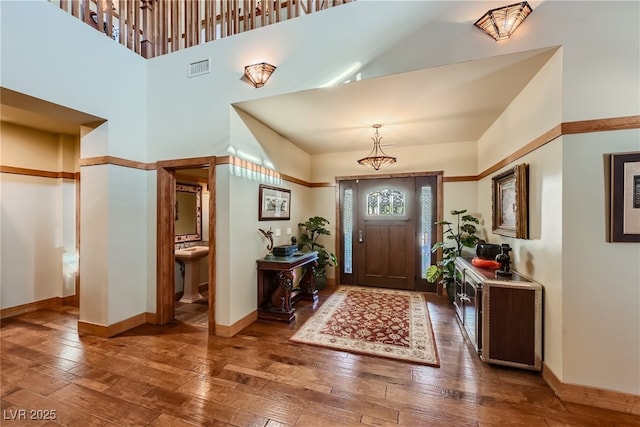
[50,0,353,59]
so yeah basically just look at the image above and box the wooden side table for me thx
[256,251,318,322]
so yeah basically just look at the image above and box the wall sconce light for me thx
[357,124,397,170]
[474,2,532,41]
[244,62,276,88]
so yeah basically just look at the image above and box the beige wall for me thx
[0,122,79,308]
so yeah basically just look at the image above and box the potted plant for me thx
[426,209,480,301]
[298,216,338,289]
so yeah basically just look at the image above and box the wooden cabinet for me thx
[454,257,543,371]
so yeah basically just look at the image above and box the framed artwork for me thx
[492,163,529,239]
[259,184,291,221]
[609,152,640,242]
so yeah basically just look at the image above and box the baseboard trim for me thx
[61,295,77,307]
[215,310,257,337]
[0,296,68,319]
[542,362,640,415]
[145,312,158,324]
[78,313,147,338]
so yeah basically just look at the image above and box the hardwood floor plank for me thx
[47,383,160,425]
[1,364,70,397]
[1,292,637,426]
[2,389,109,427]
[238,379,400,424]
[223,363,333,394]
[148,413,200,427]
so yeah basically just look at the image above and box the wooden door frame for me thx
[156,157,216,334]
[335,171,443,289]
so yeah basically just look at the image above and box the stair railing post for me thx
[141,0,155,58]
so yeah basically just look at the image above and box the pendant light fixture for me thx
[474,2,532,41]
[357,124,396,170]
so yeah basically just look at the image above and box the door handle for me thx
[358,229,364,243]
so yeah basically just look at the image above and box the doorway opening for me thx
[156,157,216,334]
[337,172,443,292]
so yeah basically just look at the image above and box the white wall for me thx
[475,10,639,395]
[1,0,150,326]
[2,0,640,398]
[478,140,565,377]
[562,131,640,394]
[214,162,312,326]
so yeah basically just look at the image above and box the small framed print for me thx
[492,163,529,239]
[609,152,640,242]
[259,185,291,221]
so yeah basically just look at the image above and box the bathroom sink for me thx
[175,246,209,303]
[175,246,209,260]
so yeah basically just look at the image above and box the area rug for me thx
[290,286,440,367]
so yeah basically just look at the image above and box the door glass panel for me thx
[366,188,405,216]
[343,188,353,274]
[420,185,432,277]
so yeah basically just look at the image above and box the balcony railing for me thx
[51,0,352,58]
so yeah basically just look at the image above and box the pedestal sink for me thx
[175,246,209,303]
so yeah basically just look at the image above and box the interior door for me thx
[356,177,415,290]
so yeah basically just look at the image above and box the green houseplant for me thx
[426,209,480,301]
[298,216,338,289]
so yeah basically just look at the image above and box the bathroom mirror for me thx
[175,183,202,243]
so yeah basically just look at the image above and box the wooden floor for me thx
[175,290,209,328]
[1,288,638,426]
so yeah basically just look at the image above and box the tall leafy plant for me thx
[298,216,338,276]
[426,209,480,300]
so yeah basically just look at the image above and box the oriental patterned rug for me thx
[290,286,440,367]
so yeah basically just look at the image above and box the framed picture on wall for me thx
[259,184,291,221]
[608,151,640,242]
[492,163,529,239]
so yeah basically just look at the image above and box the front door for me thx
[339,174,439,292]
[356,177,415,290]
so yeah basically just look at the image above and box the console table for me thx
[256,251,318,322]
[454,257,543,371]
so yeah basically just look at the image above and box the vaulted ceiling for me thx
[233,47,557,155]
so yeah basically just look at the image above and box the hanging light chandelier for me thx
[474,2,532,41]
[357,124,397,170]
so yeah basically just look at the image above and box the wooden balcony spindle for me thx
[140,0,154,58]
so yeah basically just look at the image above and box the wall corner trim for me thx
[542,362,640,416]
[78,313,147,338]
[215,311,258,337]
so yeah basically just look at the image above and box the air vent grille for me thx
[188,58,211,77]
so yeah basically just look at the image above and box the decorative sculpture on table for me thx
[495,243,513,278]
[259,228,274,259]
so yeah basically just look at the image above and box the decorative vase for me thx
[495,244,513,278]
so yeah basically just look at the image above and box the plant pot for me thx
[445,284,455,303]
[315,274,327,290]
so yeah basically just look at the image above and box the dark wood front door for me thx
[356,177,415,290]
[338,173,440,292]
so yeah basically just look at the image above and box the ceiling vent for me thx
[188,58,211,78]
